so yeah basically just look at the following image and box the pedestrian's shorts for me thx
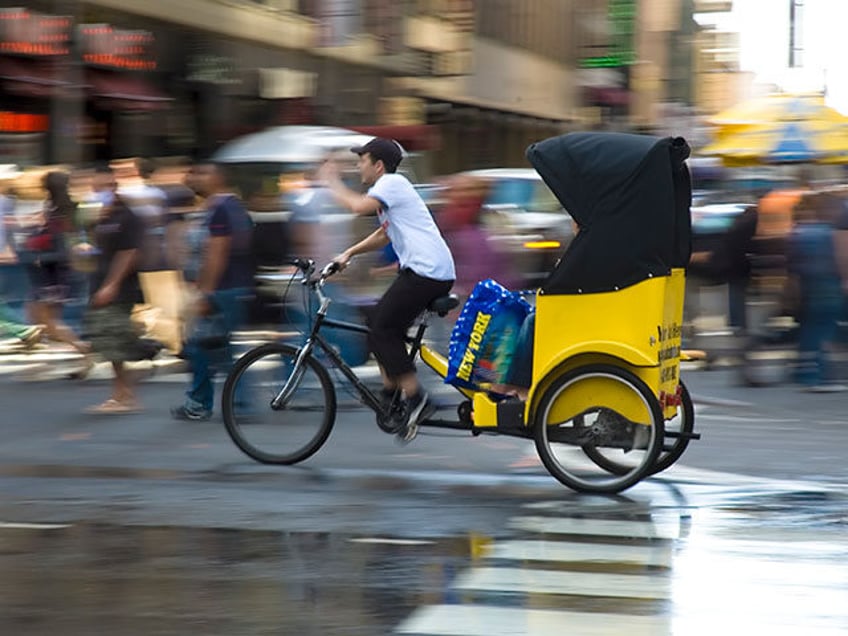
[82,303,142,363]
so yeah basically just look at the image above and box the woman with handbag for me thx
[25,171,91,367]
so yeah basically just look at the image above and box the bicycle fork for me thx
[270,338,315,410]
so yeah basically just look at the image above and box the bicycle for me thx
[221,258,464,465]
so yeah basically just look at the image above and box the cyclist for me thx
[318,138,455,439]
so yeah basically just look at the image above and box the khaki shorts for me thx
[83,303,142,363]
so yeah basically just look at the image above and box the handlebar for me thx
[287,257,343,286]
[288,257,315,275]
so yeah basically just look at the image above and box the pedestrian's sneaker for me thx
[171,405,213,421]
[18,325,44,348]
[396,392,435,443]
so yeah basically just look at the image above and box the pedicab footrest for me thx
[471,392,527,434]
[495,398,525,432]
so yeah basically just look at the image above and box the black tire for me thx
[583,380,694,476]
[649,380,694,474]
[534,364,664,494]
[222,342,336,465]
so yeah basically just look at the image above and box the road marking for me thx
[396,604,670,635]
[60,433,91,441]
[451,566,671,599]
[349,537,435,546]
[0,522,71,530]
[487,539,673,568]
[696,413,801,424]
[509,516,680,540]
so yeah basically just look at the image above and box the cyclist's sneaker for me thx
[396,392,435,442]
[171,405,213,421]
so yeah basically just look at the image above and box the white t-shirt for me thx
[367,173,455,281]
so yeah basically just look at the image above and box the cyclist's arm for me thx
[338,227,389,265]
[325,178,382,216]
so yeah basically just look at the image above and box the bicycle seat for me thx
[428,294,460,317]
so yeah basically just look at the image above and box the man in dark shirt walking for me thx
[172,162,254,421]
[83,166,145,414]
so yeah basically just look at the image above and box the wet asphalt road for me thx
[0,369,847,634]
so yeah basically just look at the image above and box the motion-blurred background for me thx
[1,0,846,386]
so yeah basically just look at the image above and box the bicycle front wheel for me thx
[222,342,336,465]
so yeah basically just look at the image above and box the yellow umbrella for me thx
[701,93,848,165]
[709,92,847,126]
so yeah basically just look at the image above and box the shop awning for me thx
[86,69,171,111]
[348,124,441,151]
[0,57,72,98]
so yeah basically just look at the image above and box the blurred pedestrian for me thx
[24,171,89,358]
[787,192,846,392]
[119,157,168,271]
[438,175,502,297]
[82,166,146,413]
[688,204,758,333]
[830,189,848,299]
[0,299,43,347]
[287,167,332,264]
[171,162,255,421]
[0,184,17,257]
[159,162,201,271]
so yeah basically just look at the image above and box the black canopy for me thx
[526,132,692,295]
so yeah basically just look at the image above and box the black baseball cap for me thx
[350,137,403,172]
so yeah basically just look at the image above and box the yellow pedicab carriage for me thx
[426,132,699,494]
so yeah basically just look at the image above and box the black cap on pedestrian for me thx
[350,137,403,173]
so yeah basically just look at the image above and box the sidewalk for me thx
[0,338,186,382]
[0,332,379,385]
[2,331,842,421]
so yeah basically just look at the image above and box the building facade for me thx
[0,0,705,171]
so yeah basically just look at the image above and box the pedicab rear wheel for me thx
[534,364,664,494]
[583,381,694,476]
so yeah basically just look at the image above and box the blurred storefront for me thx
[389,0,578,173]
[0,0,710,168]
[0,7,73,165]
[0,1,322,163]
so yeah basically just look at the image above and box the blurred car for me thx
[460,168,575,288]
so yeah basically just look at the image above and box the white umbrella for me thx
[213,125,384,164]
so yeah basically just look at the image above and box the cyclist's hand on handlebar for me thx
[329,251,352,272]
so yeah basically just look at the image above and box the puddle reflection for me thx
[0,524,472,635]
[1,487,846,635]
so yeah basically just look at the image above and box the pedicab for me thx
[222,131,700,495]
[417,132,699,494]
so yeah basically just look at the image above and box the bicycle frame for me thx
[275,266,432,419]
[277,260,511,435]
